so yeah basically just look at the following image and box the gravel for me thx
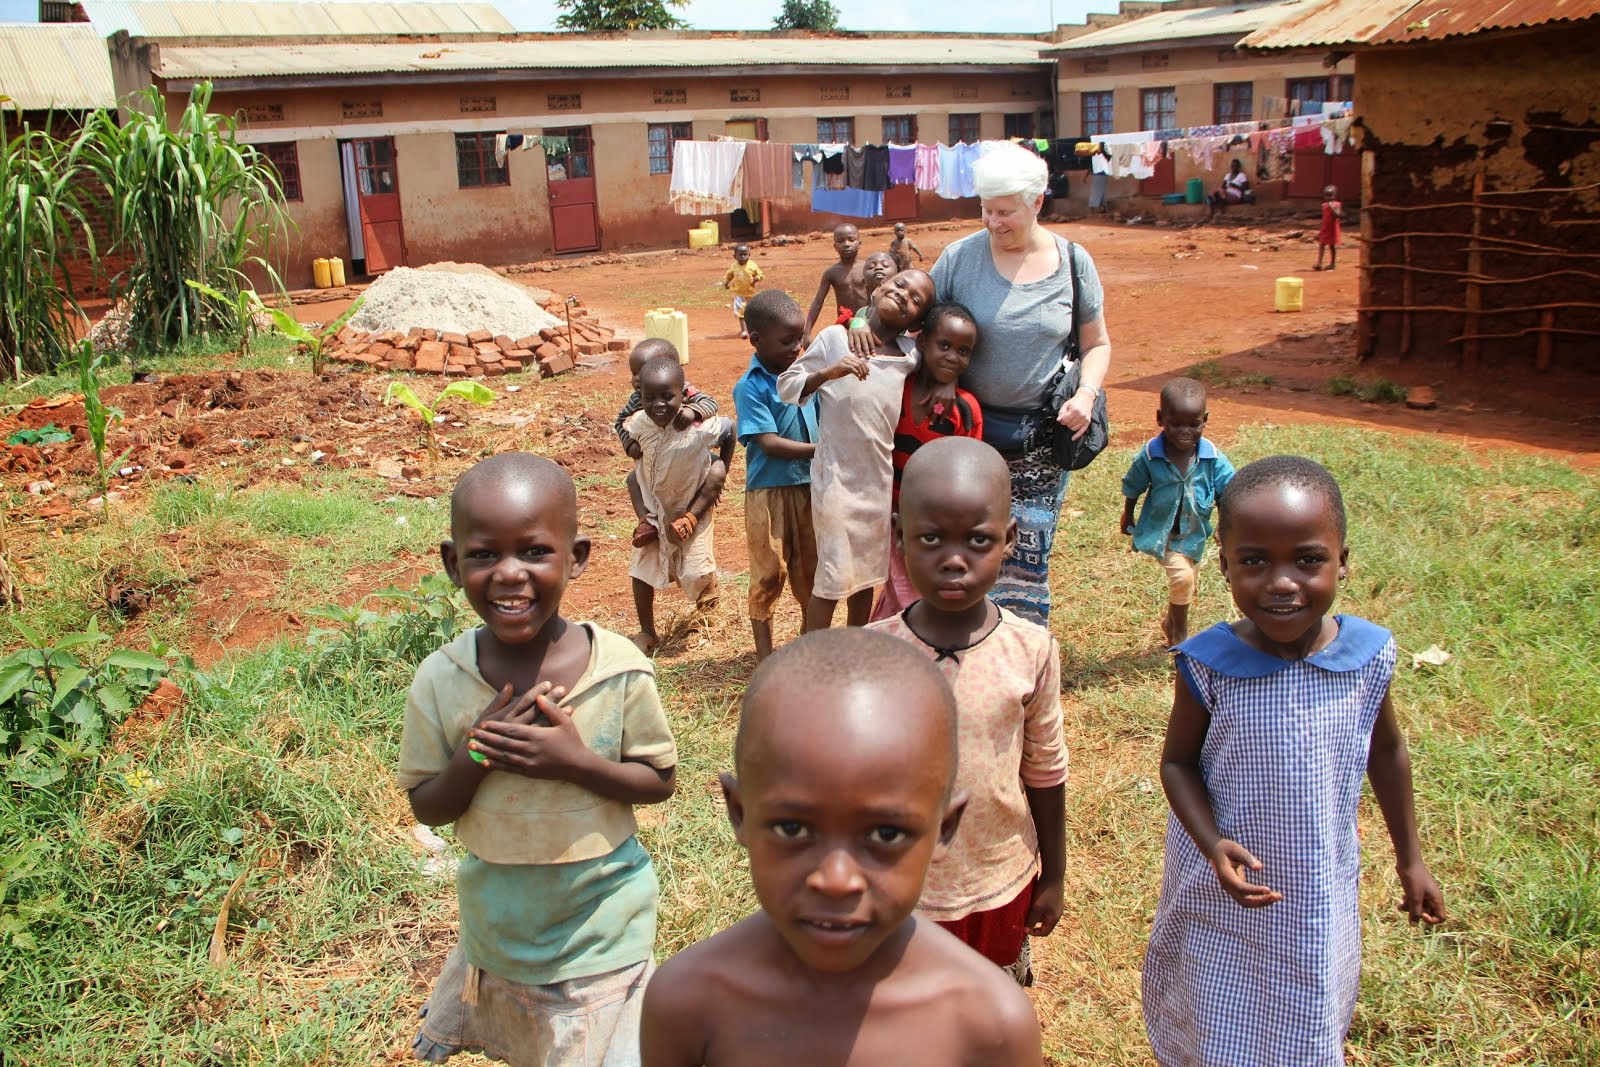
[349,263,562,339]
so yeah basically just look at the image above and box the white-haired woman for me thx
[932,142,1111,625]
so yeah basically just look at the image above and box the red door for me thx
[353,137,405,273]
[1139,154,1177,197]
[883,184,918,221]
[545,126,599,254]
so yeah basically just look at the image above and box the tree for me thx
[773,0,840,30]
[555,0,687,30]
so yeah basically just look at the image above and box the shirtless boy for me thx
[803,224,873,340]
[889,222,924,272]
[640,628,1042,1067]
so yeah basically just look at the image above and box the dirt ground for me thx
[5,214,1597,656]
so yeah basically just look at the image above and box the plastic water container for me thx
[1162,193,1186,205]
[699,219,719,244]
[311,257,332,289]
[328,256,346,287]
[687,226,717,249]
[644,307,690,365]
[1275,276,1304,313]
[1185,177,1205,204]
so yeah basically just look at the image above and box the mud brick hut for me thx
[1245,0,1600,370]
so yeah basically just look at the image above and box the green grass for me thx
[1185,358,1275,389]
[1329,374,1409,403]
[0,423,1595,1063]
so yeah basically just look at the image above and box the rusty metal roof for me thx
[156,35,1055,81]
[1242,0,1600,48]
[77,1,516,38]
[1366,0,1600,44]
[1240,0,1417,48]
[0,23,117,110]
[1044,0,1312,54]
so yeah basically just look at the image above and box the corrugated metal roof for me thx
[1364,0,1600,44]
[1043,0,1313,53]
[77,1,516,38]
[1239,0,1418,48]
[156,35,1053,80]
[0,23,117,110]
[1241,0,1600,48]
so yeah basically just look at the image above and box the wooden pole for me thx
[1536,309,1555,372]
[1356,147,1376,360]
[1400,235,1413,356]
[1462,170,1484,370]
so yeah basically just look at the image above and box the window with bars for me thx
[455,132,508,189]
[648,122,691,176]
[882,115,915,143]
[817,116,853,143]
[1003,113,1033,139]
[1288,76,1354,107]
[1214,82,1253,124]
[257,141,301,201]
[1141,87,1175,130]
[1083,91,1113,137]
[948,113,980,144]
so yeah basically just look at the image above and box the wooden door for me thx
[545,127,600,254]
[352,137,405,273]
[1139,153,1176,197]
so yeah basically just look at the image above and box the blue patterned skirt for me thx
[993,441,1070,626]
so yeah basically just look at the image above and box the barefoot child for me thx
[640,628,1043,1066]
[889,221,924,272]
[1143,455,1446,1065]
[1121,377,1235,647]
[1315,185,1343,271]
[399,453,677,1066]
[802,223,872,340]
[722,243,763,339]
[731,289,818,663]
[870,303,985,622]
[615,339,721,547]
[869,438,1066,985]
[626,356,735,654]
[778,268,935,630]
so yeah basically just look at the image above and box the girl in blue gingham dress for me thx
[1142,456,1446,1066]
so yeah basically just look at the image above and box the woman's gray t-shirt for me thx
[930,231,1104,411]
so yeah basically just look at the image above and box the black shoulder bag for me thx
[1040,241,1110,471]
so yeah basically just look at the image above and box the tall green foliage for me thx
[0,123,94,377]
[82,84,291,356]
[773,0,840,30]
[555,0,687,30]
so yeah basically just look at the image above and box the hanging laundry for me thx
[1255,128,1294,182]
[1293,125,1322,151]
[1033,138,1050,153]
[1140,140,1165,168]
[669,140,746,214]
[914,143,940,191]
[955,142,981,197]
[811,187,883,219]
[887,145,916,186]
[740,141,796,200]
[1322,116,1354,155]
[821,146,846,190]
[792,143,821,191]
[493,132,537,167]
[937,143,962,198]
[863,145,891,191]
[1183,136,1227,171]
[845,145,867,188]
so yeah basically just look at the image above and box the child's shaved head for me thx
[451,452,578,539]
[745,288,801,337]
[1160,377,1207,414]
[638,354,686,392]
[737,628,957,792]
[900,437,1012,518]
[629,338,679,376]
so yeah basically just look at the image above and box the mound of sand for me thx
[350,263,562,339]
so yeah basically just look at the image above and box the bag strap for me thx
[1066,239,1082,363]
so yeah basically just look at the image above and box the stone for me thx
[513,335,541,351]
[415,340,448,372]
[390,350,415,371]
[441,331,469,347]
[538,350,576,377]
[606,338,628,352]
[493,334,517,351]
[443,363,469,376]
[449,343,477,365]
[466,328,493,345]
[473,341,501,357]
[575,340,605,357]
[1404,385,1438,410]
[407,326,431,338]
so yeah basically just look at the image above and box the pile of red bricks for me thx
[327,300,626,379]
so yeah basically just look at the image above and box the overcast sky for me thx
[0,0,1119,32]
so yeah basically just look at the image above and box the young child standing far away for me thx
[615,339,720,549]
[731,289,818,664]
[889,222,924,272]
[1121,377,1235,647]
[803,223,872,341]
[869,438,1066,986]
[778,268,935,630]
[722,243,763,339]
[1315,185,1343,271]
[399,453,677,1067]
[626,356,735,655]
[640,628,1043,1067]
[870,303,985,623]
[1143,455,1446,1066]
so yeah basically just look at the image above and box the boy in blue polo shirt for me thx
[732,290,818,663]
[1120,377,1235,647]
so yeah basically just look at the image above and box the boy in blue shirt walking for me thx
[731,289,818,663]
[1121,377,1235,646]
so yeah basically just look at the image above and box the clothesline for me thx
[1082,103,1354,180]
